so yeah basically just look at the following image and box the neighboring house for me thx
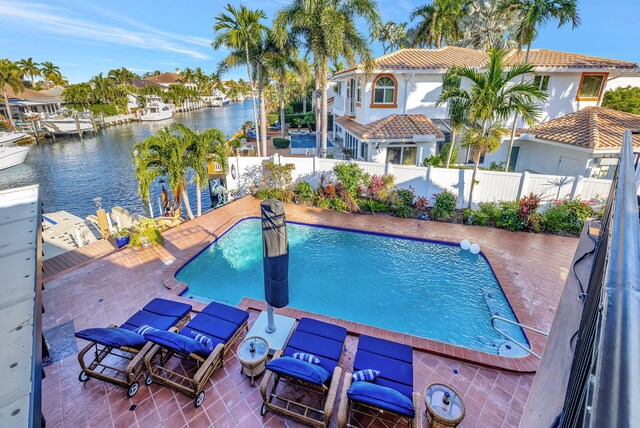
[494,107,640,178]
[0,85,63,121]
[143,72,197,90]
[331,46,639,166]
[127,78,165,111]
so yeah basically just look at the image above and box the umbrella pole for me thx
[266,304,276,333]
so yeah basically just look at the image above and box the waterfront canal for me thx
[0,101,254,218]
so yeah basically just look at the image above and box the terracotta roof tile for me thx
[3,85,53,98]
[520,107,640,150]
[336,114,445,141]
[335,47,637,75]
[144,72,182,84]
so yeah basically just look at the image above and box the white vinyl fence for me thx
[225,155,612,208]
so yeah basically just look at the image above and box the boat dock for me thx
[42,210,102,260]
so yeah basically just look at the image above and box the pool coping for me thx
[161,202,548,373]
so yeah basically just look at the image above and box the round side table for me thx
[425,383,465,428]
[238,336,269,386]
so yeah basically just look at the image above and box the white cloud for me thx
[0,1,211,60]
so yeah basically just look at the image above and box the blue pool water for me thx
[178,219,529,357]
[289,133,334,149]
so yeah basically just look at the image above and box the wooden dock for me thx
[43,239,115,281]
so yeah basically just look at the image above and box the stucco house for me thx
[331,46,639,166]
[491,107,640,179]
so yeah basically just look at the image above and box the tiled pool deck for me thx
[41,197,578,427]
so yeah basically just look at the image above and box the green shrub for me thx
[478,202,500,224]
[463,208,489,226]
[395,204,414,218]
[333,163,368,199]
[273,138,291,149]
[430,190,457,221]
[263,161,295,188]
[397,188,416,207]
[266,114,279,125]
[294,181,315,202]
[316,198,331,209]
[496,201,524,232]
[541,199,593,235]
[330,197,349,211]
[129,219,163,247]
[254,187,294,202]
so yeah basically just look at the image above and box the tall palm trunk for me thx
[445,129,457,168]
[195,176,202,217]
[245,41,261,156]
[2,89,13,127]
[280,81,286,139]
[302,93,307,114]
[505,45,532,171]
[257,68,268,157]
[320,59,329,158]
[180,187,195,220]
[314,68,322,154]
[468,120,488,208]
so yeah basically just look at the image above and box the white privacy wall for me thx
[226,156,612,208]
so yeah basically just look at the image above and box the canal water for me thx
[0,101,254,218]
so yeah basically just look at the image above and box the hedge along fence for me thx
[225,155,612,207]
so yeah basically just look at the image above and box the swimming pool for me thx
[177,219,529,357]
[289,133,334,149]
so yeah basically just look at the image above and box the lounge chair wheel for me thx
[127,382,139,397]
[78,371,89,382]
[145,374,153,386]
[195,391,205,408]
[260,403,268,416]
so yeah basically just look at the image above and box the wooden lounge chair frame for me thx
[77,315,190,398]
[337,372,423,428]
[143,318,248,407]
[259,349,343,428]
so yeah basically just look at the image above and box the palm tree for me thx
[89,73,115,104]
[456,0,518,50]
[40,61,65,85]
[437,48,547,206]
[17,58,40,87]
[410,0,467,48]
[264,35,301,139]
[108,67,137,84]
[181,67,195,85]
[274,0,381,158]
[133,125,214,221]
[213,4,268,156]
[61,83,92,109]
[171,123,227,217]
[435,72,467,167]
[0,59,25,127]
[295,59,312,114]
[378,22,409,53]
[498,0,580,169]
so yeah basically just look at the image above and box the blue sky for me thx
[0,0,638,84]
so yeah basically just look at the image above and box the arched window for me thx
[372,75,397,107]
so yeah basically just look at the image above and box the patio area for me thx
[41,197,579,427]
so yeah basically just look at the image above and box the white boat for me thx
[140,96,174,121]
[0,146,29,170]
[210,89,231,107]
[41,109,94,135]
[0,131,28,147]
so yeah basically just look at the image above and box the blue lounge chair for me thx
[75,298,192,397]
[337,335,423,428]
[143,302,249,407]
[247,128,256,139]
[260,318,347,427]
[269,121,281,131]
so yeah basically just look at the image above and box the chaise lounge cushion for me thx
[119,298,192,332]
[75,327,148,350]
[283,318,347,375]
[347,381,415,417]
[144,329,216,358]
[178,302,249,345]
[354,335,414,399]
[267,356,330,386]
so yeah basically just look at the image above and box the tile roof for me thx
[336,114,445,141]
[335,46,637,75]
[144,72,182,84]
[520,107,640,150]
[128,78,164,89]
[4,85,53,98]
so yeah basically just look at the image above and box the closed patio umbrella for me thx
[261,199,289,332]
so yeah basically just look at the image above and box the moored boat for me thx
[140,96,174,121]
[0,131,28,147]
[41,109,94,135]
[0,145,30,170]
